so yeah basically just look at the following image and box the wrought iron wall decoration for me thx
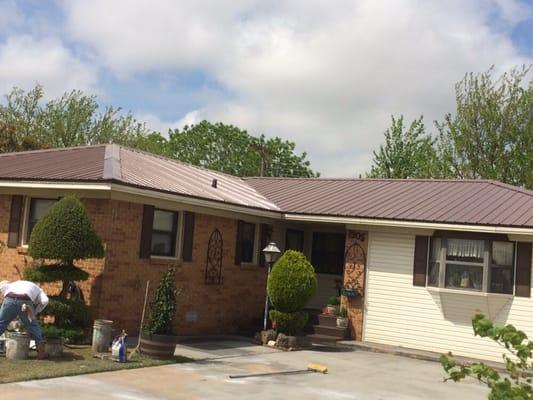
[205,228,223,285]
[342,237,367,296]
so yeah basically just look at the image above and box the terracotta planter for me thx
[336,317,349,328]
[327,305,338,316]
[140,334,177,359]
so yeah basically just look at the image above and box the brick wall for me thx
[342,230,368,340]
[0,195,268,336]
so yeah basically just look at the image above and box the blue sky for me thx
[0,0,531,176]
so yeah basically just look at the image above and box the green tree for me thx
[441,314,533,399]
[168,121,318,177]
[367,115,437,178]
[24,196,105,342]
[0,85,166,154]
[436,66,533,188]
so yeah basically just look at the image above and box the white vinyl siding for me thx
[363,230,533,362]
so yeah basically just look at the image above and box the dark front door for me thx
[307,232,346,309]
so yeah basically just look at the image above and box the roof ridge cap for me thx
[103,144,122,180]
[486,180,533,198]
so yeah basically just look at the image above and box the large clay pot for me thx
[139,334,177,359]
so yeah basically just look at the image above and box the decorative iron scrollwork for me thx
[342,239,367,296]
[205,229,223,285]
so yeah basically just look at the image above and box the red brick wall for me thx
[342,230,368,340]
[0,195,268,336]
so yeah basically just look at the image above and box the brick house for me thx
[1,144,532,362]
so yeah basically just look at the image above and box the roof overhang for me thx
[283,213,533,236]
[1,180,532,236]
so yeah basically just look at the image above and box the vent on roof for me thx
[211,178,218,188]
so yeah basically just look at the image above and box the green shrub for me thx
[328,296,340,306]
[269,310,308,336]
[28,196,104,264]
[41,325,86,343]
[23,264,89,283]
[267,250,317,313]
[144,268,180,336]
[339,307,348,318]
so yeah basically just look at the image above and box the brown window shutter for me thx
[413,236,429,286]
[235,220,244,265]
[7,195,23,248]
[182,212,195,262]
[139,205,154,259]
[258,224,271,267]
[515,242,532,297]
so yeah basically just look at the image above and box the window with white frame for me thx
[150,209,178,257]
[23,198,57,244]
[427,237,515,294]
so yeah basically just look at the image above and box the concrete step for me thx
[317,314,337,327]
[312,325,349,338]
[307,333,342,345]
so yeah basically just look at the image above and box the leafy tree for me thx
[435,66,533,188]
[441,314,533,399]
[367,115,437,178]
[168,121,318,177]
[0,85,163,153]
[24,196,104,342]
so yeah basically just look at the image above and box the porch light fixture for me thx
[262,242,281,331]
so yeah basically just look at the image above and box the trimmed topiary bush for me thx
[267,250,317,313]
[28,196,104,263]
[24,195,104,343]
[269,310,308,336]
[267,250,317,336]
[144,268,180,336]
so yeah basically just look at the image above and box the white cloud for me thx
[135,111,199,136]
[62,0,532,176]
[0,35,98,100]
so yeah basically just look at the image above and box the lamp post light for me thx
[262,242,281,331]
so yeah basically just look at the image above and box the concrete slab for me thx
[1,340,488,399]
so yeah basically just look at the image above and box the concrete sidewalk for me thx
[1,340,488,399]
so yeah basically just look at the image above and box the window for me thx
[150,209,178,257]
[239,222,256,263]
[285,229,304,252]
[427,237,515,294]
[24,198,57,243]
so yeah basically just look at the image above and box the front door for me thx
[307,232,345,309]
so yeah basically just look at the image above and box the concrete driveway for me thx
[2,339,487,399]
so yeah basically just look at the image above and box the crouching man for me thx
[0,280,49,359]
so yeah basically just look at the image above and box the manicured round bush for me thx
[267,250,317,313]
[269,310,308,336]
[28,196,104,264]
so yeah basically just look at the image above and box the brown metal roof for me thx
[0,145,106,181]
[1,145,532,228]
[244,177,533,228]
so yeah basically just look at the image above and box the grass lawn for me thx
[0,346,191,384]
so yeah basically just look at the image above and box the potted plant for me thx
[140,268,181,359]
[327,296,340,316]
[336,306,349,328]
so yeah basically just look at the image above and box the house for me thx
[0,144,532,362]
